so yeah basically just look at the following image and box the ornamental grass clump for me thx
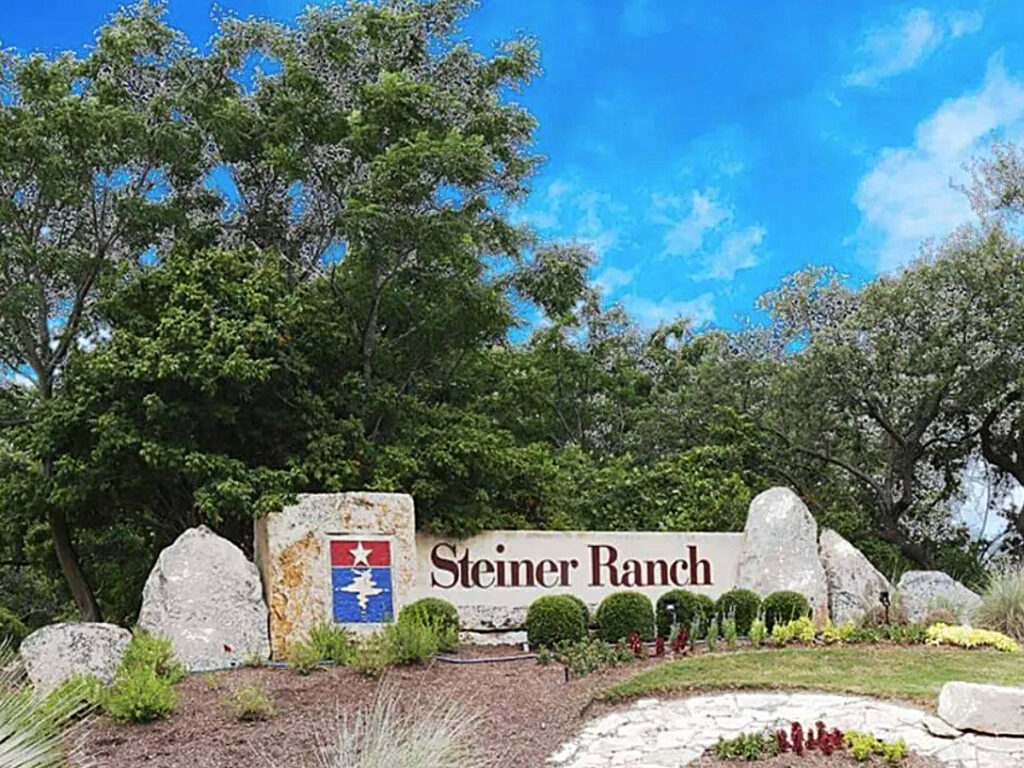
[976,569,1024,641]
[312,684,493,768]
[0,643,91,768]
[102,630,184,722]
[925,623,1020,652]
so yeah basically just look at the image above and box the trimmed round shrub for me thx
[398,598,460,651]
[562,594,591,628]
[526,595,587,648]
[762,590,811,631]
[715,589,762,636]
[597,591,655,642]
[656,590,716,639]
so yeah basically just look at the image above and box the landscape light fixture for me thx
[879,590,891,625]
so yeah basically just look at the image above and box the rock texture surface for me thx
[819,528,891,624]
[255,492,416,658]
[19,622,131,692]
[549,692,1024,768]
[898,571,982,623]
[138,526,270,672]
[938,682,1024,736]
[736,487,828,618]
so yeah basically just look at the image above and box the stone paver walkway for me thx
[547,693,1024,768]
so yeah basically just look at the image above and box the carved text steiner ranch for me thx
[429,542,713,589]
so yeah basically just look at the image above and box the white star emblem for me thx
[350,541,372,567]
[341,570,382,611]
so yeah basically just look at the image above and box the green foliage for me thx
[398,598,460,652]
[348,633,396,678]
[103,666,177,723]
[706,618,719,651]
[749,617,767,647]
[0,644,91,768]
[386,618,439,666]
[845,731,908,764]
[100,629,184,722]
[224,683,277,722]
[925,623,1021,652]
[288,641,323,676]
[714,588,762,636]
[821,619,859,645]
[526,595,587,648]
[0,606,28,647]
[656,590,715,640]
[977,570,1024,641]
[119,630,185,684]
[722,617,738,650]
[307,623,355,665]
[549,638,635,678]
[762,591,811,631]
[770,616,816,647]
[563,594,591,628]
[713,731,779,760]
[597,591,655,642]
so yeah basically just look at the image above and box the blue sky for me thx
[5,0,1024,328]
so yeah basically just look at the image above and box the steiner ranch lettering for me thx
[429,541,712,589]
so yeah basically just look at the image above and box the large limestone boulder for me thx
[938,682,1024,735]
[19,622,131,692]
[819,529,891,624]
[736,487,828,618]
[897,571,982,623]
[138,526,270,672]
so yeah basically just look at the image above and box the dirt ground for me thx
[77,645,657,768]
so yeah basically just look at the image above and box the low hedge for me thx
[656,590,715,639]
[598,591,655,642]
[762,590,811,631]
[526,595,587,648]
[715,589,762,635]
[563,594,591,628]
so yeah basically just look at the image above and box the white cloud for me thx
[594,266,635,295]
[854,55,1024,271]
[658,189,732,257]
[845,8,984,87]
[652,188,766,280]
[523,179,621,258]
[624,292,716,328]
[700,225,766,281]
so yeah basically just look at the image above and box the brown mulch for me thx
[693,755,940,767]
[77,645,660,768]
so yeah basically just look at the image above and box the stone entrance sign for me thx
[414,530,743,631]
[255,492,415,658]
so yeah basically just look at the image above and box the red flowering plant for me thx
[628,631,644,657]
[671,627,689,655]
[776,721,846,757]
[654,636,666,656]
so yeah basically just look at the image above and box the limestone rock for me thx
[255,492,416,659]
[897,571,982,623]
[19,622,131,692]
[923,715,961,739]
[736,487,828,618]
[938,682,1024,735]
[818,528,891,624]
[138,525,270,672]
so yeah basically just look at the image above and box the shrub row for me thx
[524,588,813,647]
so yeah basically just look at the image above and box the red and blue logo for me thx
[330,538,394,624]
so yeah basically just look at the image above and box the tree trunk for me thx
[47,506,102,622]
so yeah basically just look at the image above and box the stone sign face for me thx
[414,530,743,631]
[255,492,415,658]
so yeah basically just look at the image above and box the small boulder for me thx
[897,571,982,624]
[938,681,1024,735]
[736,487,829,618]
[138,526,270,672]
[818,529,891,624]
[19,622,131,692]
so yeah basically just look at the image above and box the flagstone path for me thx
[547,692,1024,768]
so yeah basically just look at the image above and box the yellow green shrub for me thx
[925,623,1020,653]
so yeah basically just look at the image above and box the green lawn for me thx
[602,646,1024,706]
